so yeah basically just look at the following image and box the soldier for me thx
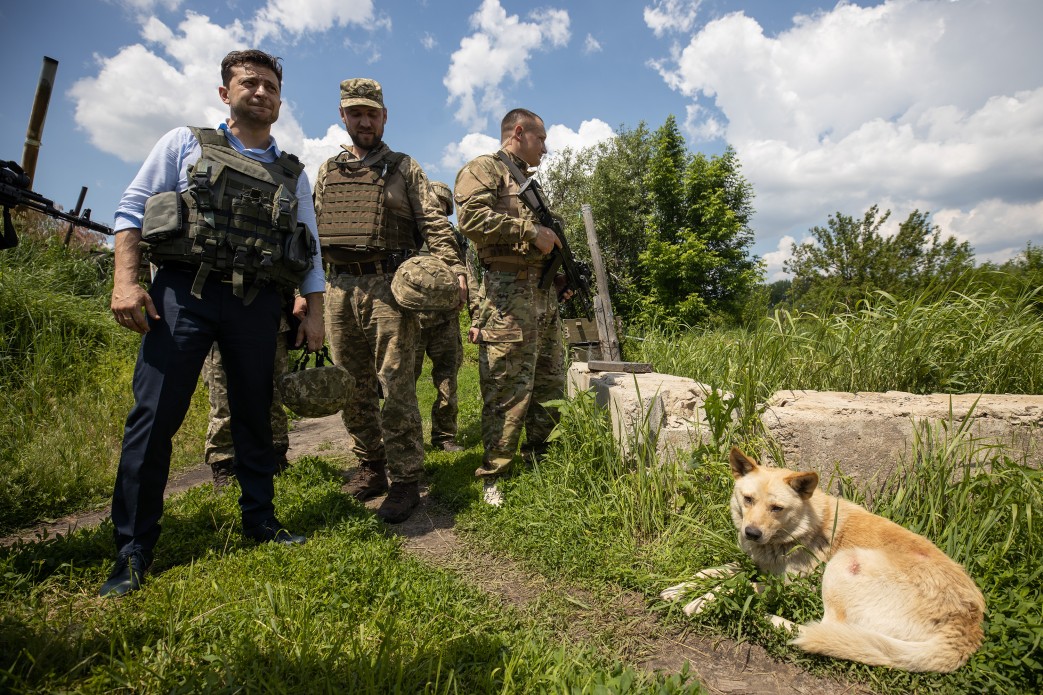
[454,108,567,505]
[315,78,467,523]
[101,49,325,597]
[411,181,467,453]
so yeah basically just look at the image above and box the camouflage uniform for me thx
[315,143,464,489]
[412,182,467,449]
[454,149,565,477]
[203,310,292,481]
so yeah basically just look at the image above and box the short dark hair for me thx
[221,50,283,88]
[500,108,542,139]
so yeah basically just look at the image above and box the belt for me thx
[330,259,392,276]
[484,261,535,279]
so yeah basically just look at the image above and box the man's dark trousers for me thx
[110,267,282,559]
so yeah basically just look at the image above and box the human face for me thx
[219,63,282,127]
[341,105,387,152]
[514,118,547,168]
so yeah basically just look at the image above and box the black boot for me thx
[376,481,420,523]
[342,460,389,501]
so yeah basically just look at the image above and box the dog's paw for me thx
[683,591,717,616]
[768,614,796,632]
[660,582,693,602]
[693,563,740,580]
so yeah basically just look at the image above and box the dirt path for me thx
[2,413,870,694]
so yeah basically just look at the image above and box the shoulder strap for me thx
[496,150,528,186]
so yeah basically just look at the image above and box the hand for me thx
[294,292,325,352]
[111,281,159,334]
[533,225,561,255]
[468,327,481,344]
[457,274,468,310]
[553,274,575,302]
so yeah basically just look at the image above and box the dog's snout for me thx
[744,526,762,541]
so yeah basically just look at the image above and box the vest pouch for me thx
[283,223,313,273]
[141,190,185,244]
[230,188,272,242]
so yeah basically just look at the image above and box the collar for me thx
[219,122,280,158]
[342,141,390,167]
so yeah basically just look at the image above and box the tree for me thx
[543,117,761,328]
[785,206,974,309]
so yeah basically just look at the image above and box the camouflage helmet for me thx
[391,255,459,312]
[429,180,453,217]
[278,348,354,418]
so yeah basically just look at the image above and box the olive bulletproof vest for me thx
[316,151,419,252]
[140,127,313,304]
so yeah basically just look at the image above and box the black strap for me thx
[291,345,334,372]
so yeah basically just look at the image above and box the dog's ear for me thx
[785,471,819,500]
[729,447,758,479]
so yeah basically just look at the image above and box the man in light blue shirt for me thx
[100,49,323,598]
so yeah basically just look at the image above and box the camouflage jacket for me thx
[453,149,547,266]
[314,142,464,275]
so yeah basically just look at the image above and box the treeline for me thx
[543,116,1042,328]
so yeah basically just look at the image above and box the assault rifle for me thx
[1,160,113,250]
[496,152,593,319]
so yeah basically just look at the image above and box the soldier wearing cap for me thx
[314,78,467,523]
[454,108,567,505]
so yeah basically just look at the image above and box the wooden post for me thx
[581,204,621,361]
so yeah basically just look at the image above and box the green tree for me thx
[786,205,974,310]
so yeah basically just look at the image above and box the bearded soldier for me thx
[454,108,567,506]
[315,78,467,523]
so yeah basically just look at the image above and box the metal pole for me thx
[580,203,622,361]
[21,56,59,187]
[63,186,88,245]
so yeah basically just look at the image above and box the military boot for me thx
[376,481,420,524]
[342,460,389,501]
[211,458,234,490]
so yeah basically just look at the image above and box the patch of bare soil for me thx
[2,413,871,693]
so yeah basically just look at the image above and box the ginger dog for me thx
[662,448,986,672]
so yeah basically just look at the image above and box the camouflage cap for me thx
[429,181,453,217]
[340,78,384,109]
[391,255,459,312]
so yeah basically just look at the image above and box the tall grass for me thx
[0,234,207,531]
[633,285,1043,398]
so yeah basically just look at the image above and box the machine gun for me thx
[496,152,593,319]
[1,160,113,250]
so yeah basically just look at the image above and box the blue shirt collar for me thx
[218,122,280,160]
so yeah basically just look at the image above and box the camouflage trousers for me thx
[326,271,423,483]
[203,314,291,467]
[474,269,564,477]
[414,311,463,445]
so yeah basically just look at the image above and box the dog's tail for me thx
[791,620,971,673]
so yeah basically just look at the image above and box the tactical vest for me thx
[316,150,420,253]
[473,153,542,265]
[139,127,314,304]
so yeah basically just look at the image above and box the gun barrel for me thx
[21,56,59,187]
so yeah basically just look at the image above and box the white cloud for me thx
[545,119,615,157]
[110,0,183,13]
[583,34,602,54]
[421,32,437,50]
[644,0,702,38]
[440,132,501,171]
[651,0,1043,266]
[274,123,347,185]
[252,0,378,42]
[761,235,797,282]
[443,0,570,131]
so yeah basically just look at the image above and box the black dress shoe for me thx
[99,550,151,598]
[244,519,306,545]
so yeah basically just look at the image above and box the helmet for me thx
[391,255,459,312]
[278,348,354,418]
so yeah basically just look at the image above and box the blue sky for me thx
[1,0,1040,279]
